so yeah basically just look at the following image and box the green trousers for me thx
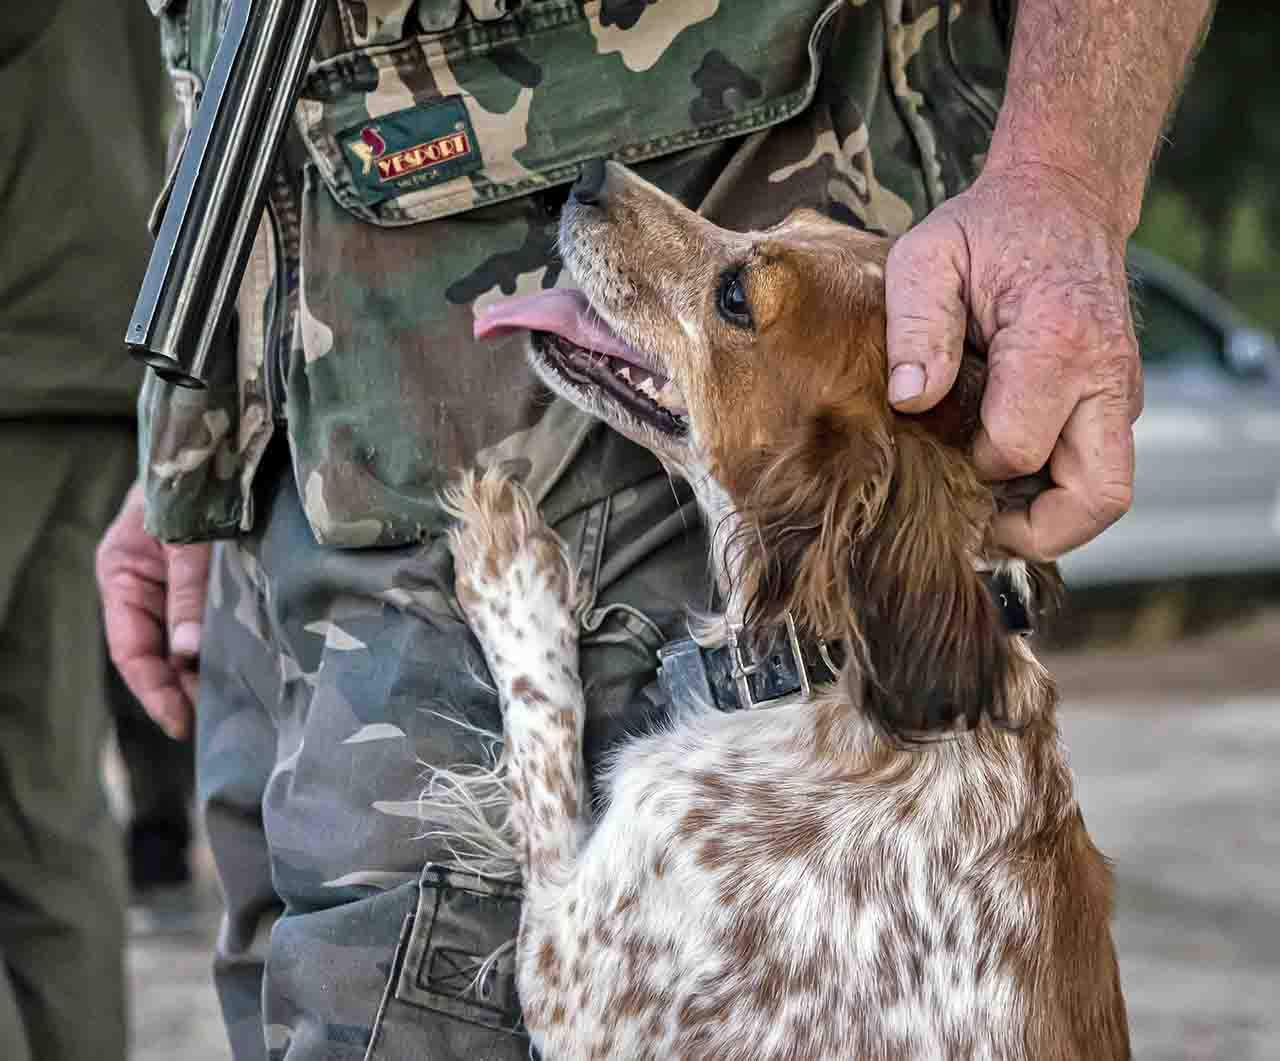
[0,421,134,1061]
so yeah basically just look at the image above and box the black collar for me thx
[656,569,1033,713]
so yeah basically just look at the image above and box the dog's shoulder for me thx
[527,698,1124,1059]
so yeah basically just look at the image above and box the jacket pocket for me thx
[297,0,844,227]
[366,864,528,1059]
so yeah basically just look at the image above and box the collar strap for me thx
[656,571,1034,713]
[657,613,844,713]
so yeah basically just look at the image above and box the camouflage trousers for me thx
[199,434,708,1060]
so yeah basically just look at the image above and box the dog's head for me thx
[476,162,1039,739]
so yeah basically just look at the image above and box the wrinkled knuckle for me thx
[884,243,922,289]
[1006,518,1057,563]
[986,429,1047,476]
[1023,535,1058,564]
[1099,346,1139,385]
[1090,479,1133,528]
[886,232,920,268]
[887,219,950,273]
[169,586,206,615]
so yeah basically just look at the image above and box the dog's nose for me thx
[572,159,607,206]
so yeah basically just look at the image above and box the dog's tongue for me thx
[473,289,640,363]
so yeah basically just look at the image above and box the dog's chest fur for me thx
[517,699,1058,1060]
[444,474,1122,1061]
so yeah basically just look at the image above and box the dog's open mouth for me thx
[474,290,688,436]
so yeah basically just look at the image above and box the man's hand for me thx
[885,165,1142,560]
[96,484,210,739]
[883,0,1213,559]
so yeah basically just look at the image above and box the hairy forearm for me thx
[986,0,1215,236]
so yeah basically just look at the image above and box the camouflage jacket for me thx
[138,0,1013,545]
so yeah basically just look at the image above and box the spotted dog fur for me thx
[445,471,587,890]
[445,163,1130,1059]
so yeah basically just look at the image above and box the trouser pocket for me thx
[366,864,527,1060]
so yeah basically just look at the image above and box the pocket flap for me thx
[394,864,525,1032]
[297,0,843,227]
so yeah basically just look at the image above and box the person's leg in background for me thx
[108,656,197,895]
[0,421,137,1061]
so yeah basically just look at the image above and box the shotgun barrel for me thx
[125,0,325,388]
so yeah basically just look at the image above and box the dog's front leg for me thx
[447,472,589,889]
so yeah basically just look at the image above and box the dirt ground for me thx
[121,609,1280,1060]
[1049,612,1280,1060]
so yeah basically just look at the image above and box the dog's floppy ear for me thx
[734,407,1015,740]
[847,425,1016,738]
[732,404,894,642]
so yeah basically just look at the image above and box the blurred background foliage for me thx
[1137,1,1280,331]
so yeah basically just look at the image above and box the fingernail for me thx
[171,621,202,657]
[888,363,926,405]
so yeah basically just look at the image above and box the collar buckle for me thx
[657,614,844,715]
[727,611,811,710]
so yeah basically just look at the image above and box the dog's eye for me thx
[717,271,752,328]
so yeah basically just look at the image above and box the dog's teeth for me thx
[636,376,659,399]
[616,365,633,383]
[653,378,682,409]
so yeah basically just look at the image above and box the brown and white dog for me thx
[443,161,1129,1060]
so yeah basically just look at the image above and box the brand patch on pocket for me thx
[339,96,482,205]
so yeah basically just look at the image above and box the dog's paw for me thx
[444,470,576,651]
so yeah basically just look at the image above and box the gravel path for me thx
[124,615,1280,1059]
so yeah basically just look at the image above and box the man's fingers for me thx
[97,484,196,740]
[177,667,200,715]
[990,393,1135,558]
[884,223,969,413]
[973,420,1062,484]
[113,651,193,740]
[97,488,170,704]
[971,337,1080,481]
[164,542,211,660]
[102,591,191,738]
[100,575,166,660]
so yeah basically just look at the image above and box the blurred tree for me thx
[1138,1,1280,327]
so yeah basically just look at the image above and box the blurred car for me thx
[1058,245,1280,587]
